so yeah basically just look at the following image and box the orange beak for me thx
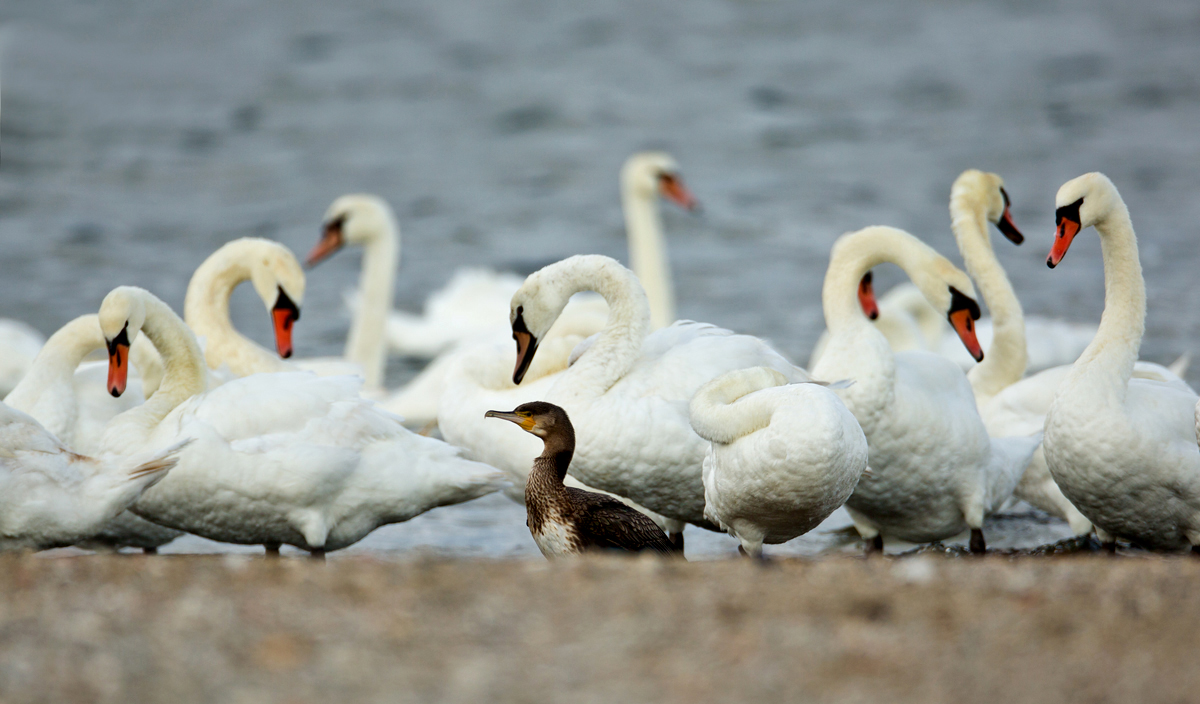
[996,206,1024,244]
[1047,217,1080,269]
[513,330,538,385]
[658,174,699,211]
[949,309,984,362]
[306,220,345,268]
[271,288,300,359]
[858,272,879,320]
[106,327,130,397]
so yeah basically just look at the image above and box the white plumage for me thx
[690,367,867,557]
[811,226,1041,548]
[95,286,507,552]
[480,255,810,527]
[0,401,185,551]
[1043,173,1200,551]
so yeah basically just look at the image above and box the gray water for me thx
[2,0,1196,558]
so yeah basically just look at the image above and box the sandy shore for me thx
[1,553,1196,703]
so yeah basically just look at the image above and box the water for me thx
[2,0,1197,559]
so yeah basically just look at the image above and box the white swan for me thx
[810,226,1042,552]
[314,152,695,363]
[810,188,1097,374]
[307,153,695,424]
[4,315,185,552]
[95,286,507,553]
[1042,173,1200,552]
[185,237,363,383]
[689,367,867,558]
[0,401,185,551]
[942,170,1189,536]
[456,254,808,529]
[0,319,44,398]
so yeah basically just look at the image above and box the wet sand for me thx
[2,552,1197,703]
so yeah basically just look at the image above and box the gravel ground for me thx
[1,553,1198,704]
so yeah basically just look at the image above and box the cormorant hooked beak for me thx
[484,409,535,432]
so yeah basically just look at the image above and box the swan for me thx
[936,170,1189,536]
[5,315,150,451]
[468,254,809,531]
[95,286,507,554]
[810,226,1042,552]
[307,152,696,361]
[1042,173,1200,552]
[0,401,186,551]
[0,319,44,398]
[689,367,867,558]
[306,152,696,424]
[485,401,676,557]
[4,315,186,552]
[184,237,363,383]
[809,195,1097,374]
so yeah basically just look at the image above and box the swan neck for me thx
[950,195,1027,400]
[183,246,255,371]
[689,371,780,444]
[1071,202,1143,394]
[3,316,102,412]
[822,230,919,334]
[623,183,675,329]
[556,260,651,400]
[346,221,398,390]
[128,295,207,431]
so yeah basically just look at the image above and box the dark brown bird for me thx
[485,402,677,558]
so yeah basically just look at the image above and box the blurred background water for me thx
[1,0,1197,558]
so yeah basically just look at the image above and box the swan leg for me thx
[969,528,987,554]
[264,542,281,557]
[845,505,883,555]
[309,547,326,561]
[669,532,685,553]
[1094,526,1117,554]
[143,547,158,555]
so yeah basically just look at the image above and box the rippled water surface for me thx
[3,0,1199,558]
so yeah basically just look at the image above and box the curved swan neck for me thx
[4,316,102,411]
[1071,198,1143,397]
[346,216,397,391]
[823,228,930,334]
[950,185,1027,401]
[690,368,787,444]
[555,257,651,400]
[183,241,275,374]
[622,180,675,330]
[122,294,207,433]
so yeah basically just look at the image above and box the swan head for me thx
[99,286,149,397]
[485,401,575,445]
[953,170,1023,244]
[507,255,640,384]
[621,152,699,211]
[1048,172,1118,269]
[235,239,307,358]
[835,227,984,361]
[910,256,983,362]
[306,194,398,267]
